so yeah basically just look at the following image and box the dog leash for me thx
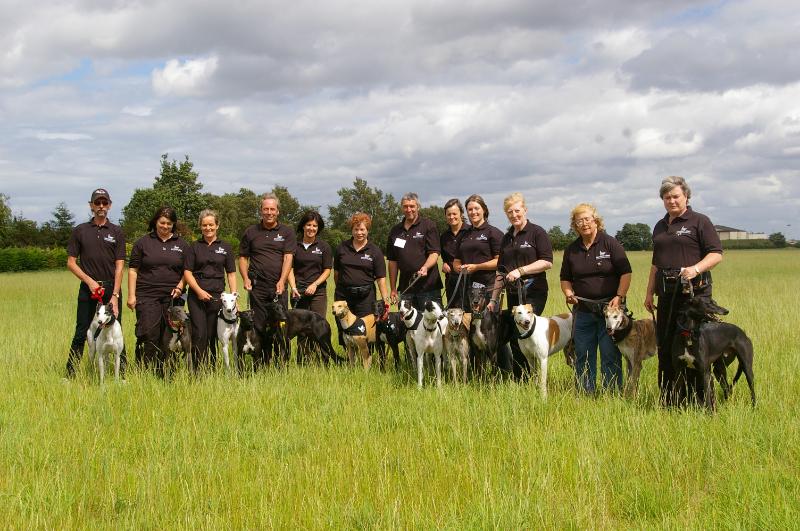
[445,270,466,310]
[399,272,423,297]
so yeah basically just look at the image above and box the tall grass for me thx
[0,250,798,528]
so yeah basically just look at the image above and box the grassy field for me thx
[0,250,798,528]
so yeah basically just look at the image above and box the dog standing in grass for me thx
[217,292,239,372]
[511,304,573,398]
[86,302,124,383]
[604,305,657,397]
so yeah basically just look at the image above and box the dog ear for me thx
[706,299,729,315]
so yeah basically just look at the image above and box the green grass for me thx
[0,250,798,528]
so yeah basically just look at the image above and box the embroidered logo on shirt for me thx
[520,241,532,248]
[103,235,116,243]
[412,231,424,239]
[215,247,227,255]
[476,234,488,241]
[170,245,183,252]
[360,254,373,262]
[675,226,692,237]
[311,247,323,255]
[597,250,610,260]
[274,234,285,242]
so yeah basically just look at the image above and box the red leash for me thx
[91,286,105,303]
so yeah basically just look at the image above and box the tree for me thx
[271,185,319,232]
[0,193,11,247]
[548,225,576,251]
[7,215,42,247]
[43,202,75,248]
[419,204,447,236]
[328,178,400,252]
[615,223,652,251]
[122,154,205,238]
[769,232,787,248]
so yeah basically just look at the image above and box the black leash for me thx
[445,270,466,310]
[400,272,423,297]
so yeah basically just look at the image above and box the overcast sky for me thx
[1,0,798,238]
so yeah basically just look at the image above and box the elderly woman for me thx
[453,194,503,311]
[440,198,468,305]
[127,206,190,376]
[333,213,390,344]
[289,211,332,317]
[183,209,237,371]
[561,203,632,394]
[644,176,722,406]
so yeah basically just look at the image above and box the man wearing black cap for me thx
[64,188,127,378]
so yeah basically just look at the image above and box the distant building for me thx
[715,225,767,240]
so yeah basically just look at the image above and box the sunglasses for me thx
[93,200,109,206]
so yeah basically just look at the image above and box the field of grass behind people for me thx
[0,250,798,528]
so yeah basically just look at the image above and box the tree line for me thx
[1,154,793,254]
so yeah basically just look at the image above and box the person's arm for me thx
[305,268,331,296]
[388,260,399,303]
[226,271,238,294]
[184,270,211,301]
[239,256,251,291]
[506,259,552,282]
[66,256,100,292]
[644,265,658,313]
[288,270,300,299]
[681,252,723,281]
[127,268,138,310]
[419,252,439,276]
[276,253,293,295]
[561,280,577,305]
[376,277,389,302]
[110,259,124,317]
[487,273,504,312]
[608,273,631,309]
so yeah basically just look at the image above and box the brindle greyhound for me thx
[467,286,512,378]
[373,300,406,371]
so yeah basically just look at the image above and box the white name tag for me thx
[393,238,406,249]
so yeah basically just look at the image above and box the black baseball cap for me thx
[90,188,111,202]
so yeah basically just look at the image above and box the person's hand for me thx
[243,278,252,291]
[506,268,522,283]
[304,283,317,296]
[291,286,301,300]
[275,280,285,295]
[644,293,655,314]
[680,266,699,281]
[564,292,578,305]
[608,296,621,309]
[390,290,399,305]
[126,295,136,310]
[170,287,182,299]
[442,263,452,274]
[417,265,428,277]
[198,289,212,302]
[487,300,496,313]
[382,302,390,320]
[462,264,475,274]
[110,296,119,317]
[86,278,101,293]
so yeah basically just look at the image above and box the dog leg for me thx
[626,359,642,399]
[114,347,121,381]
[435,352,442,388]
[704,368,716,413]
[97,346,105,385]
[417,351,424,388]
[539,356,549,399]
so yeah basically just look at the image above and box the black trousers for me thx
[656,284,710,406]
[134,297,174,375]
[501,289,548,376]
[187,291,222,370]
[67,282,127,377]
[292,288,328,318]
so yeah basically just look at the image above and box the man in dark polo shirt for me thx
[387,192,442,308]
[64,188,126,378]
[238,193,296,365]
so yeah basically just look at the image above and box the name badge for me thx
[394,237,406,249]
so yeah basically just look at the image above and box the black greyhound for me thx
[467,287,512,378]
[373,300,406,370]
[264,301,341,365]
[676,297,756,411]
[236,309,262,372]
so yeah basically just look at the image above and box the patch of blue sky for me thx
[30,57,93,88]
[659,0,730,27]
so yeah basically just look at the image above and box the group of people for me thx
[65,176,722,405]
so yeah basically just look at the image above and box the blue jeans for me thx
[574,310,623,394]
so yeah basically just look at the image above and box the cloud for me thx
[152,56,219,97]
[121,105,152,117]
[34,132,93,141]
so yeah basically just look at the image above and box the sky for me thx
[1,0,798,238]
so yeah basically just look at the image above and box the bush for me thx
[0,247,68,272]
[720,239,775,250]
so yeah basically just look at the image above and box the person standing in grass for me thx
[64,188,127,378]
[440,198,468,306]
[288,210,332,318]
[644,176,723,407]
[183,209,237,372]
[561,203,631,394]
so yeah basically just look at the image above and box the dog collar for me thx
[218,309,238,324]
[516,318,536,340]
[92,315,116,340]
[609,314,634,343]
[404,310,423,331]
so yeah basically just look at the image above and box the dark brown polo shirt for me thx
[455,222,503,287]
[386,216,442,292]
[652,208,722,270]
[239,222,296,284]
[560,231,632,301]
[293,239,333,288]
[129,233,189,299]
[185,239,236,293]
[334,239,386,288]
[67,219,126,282]
[440,226,467,273]
[498,221,553,293]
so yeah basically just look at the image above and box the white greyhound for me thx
[511,304,573,398]
[217,292,239,372]
[443,308,471,384]
[86,303,124,384]
[401,300,447,388]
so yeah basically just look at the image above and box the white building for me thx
[715,225,767,240]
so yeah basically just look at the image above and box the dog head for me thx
[331,300,350,319]
[604,305,627,334]
[238,309,256,331]
[373,300,388,321]
[398,299,416,321]
[94,303,115,327]
[422,300,444,321]
[469,287,487,313]
[265,300,289,323]
[682,297,729,323]
[511,304,535,330]
[220,292,238,315]
[446,308,465,329]
[167,305,189,323]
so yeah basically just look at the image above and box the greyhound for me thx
[264,301,340,365]
[401,300,447,387]
[373,300,406,370]
[86,303,124,383]
[217,292,239,372]
[443,308,471,384]
[162,305,192,372]
[604,305,657,397]
[332,300,376,369]
[236,309,262,372]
